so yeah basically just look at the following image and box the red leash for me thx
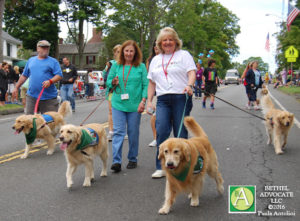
[34,87,45,114]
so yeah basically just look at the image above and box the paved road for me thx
[0,85,299,221]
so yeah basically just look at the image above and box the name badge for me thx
[121,93,129,100]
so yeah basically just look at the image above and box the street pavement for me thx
[0,85,299,221]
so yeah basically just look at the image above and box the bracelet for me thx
[49,79,53,85]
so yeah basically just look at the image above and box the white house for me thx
[2,30,22,64]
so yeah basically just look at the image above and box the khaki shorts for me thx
[20,87,27,99]
[7,83,15,94]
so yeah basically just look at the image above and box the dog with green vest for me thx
[59,123,108,188]
[158,116,224,215]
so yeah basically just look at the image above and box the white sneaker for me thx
[148,140,157,147]
[246,104,251,110]
[124,134,128,140]
[254,106,260,110]
[152,170,166,179]
[107,131,113,141]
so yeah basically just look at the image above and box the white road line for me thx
[268,90,300,129]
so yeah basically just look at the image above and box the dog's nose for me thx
[286,122,290,126]
[12,126,15,130]
[167,162,174,167]
[59,136,64,141]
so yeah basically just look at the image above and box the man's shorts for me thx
[20,87,27,99]
[204,83,217,96]
[7,83,15,94]
[25,95,59,115]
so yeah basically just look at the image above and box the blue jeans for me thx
[60,84,75,110]
[155,94,193,169]
[112,108,141,164]
[195,79,202,97]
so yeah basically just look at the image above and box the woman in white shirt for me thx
[147,27,196,178]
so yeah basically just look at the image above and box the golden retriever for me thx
[158,116,224,215]
[59,123,108,188]
[261,87,294,154]
[12,101,71,159]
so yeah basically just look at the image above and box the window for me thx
[86,55,95,64]
[6,43,11,57]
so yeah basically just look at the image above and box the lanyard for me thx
[162,52,175,79]
[123,64,133,89]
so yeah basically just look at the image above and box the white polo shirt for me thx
[147,49,196,96]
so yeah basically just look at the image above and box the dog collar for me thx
[171,153,204,182]
[25,118,37,145]
[76,128,99,151]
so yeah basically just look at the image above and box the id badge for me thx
[121,93,129,100]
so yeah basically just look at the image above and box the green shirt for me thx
[106,62,148,112]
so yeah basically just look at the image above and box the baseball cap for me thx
[37,40,51,47]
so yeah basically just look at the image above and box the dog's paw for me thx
[91,178,95,183]
[100,171,107,177]
[218,185,225,195]
[83,179,91,187]
[20,154,28,159]
[188,193,192,199]
[158,207,170,215]
[67,182,73,188]
[276,151,284,155]
[46,150,54,155]
[190,198,199,207]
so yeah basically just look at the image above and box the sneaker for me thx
[210,103,215,109]
[126,161,137,169]
[107,131,113,141]
[151,170,166,179]
[246,104,251,110]
[148,140,157,147]
[111,163,121,173]
[124,134,128,140]
[202,101,206,109]
[254,106,260,110]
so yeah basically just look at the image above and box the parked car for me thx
[224,69,240,85]
[77,70,105,86]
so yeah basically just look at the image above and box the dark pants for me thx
[195,79,202,97]
[0,87,6,101]
[155,94,193,169]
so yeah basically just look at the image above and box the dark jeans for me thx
[155,94,193,169]
[194,79,202,97]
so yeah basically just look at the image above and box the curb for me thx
[0,107,24,115]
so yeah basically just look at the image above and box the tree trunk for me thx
[78,18,84,69]
[148,1,157,55]
[54,8,59,59]
[0,0,5,62]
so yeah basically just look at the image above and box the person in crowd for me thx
[103,44,121,141]
[202,59,219,109]
[241,62,252,109]
[13,40,62,114]
[194,62,204,99]
[146,27,196,178]
[245,60,262,110]
[6,64,17,103]
[13,66,20,103]
[146,40,160,147]
[281,68,287,85]
[0,62,8,106]
[106,40,148,173]
[87,69,95,100]
[60,57,77,112]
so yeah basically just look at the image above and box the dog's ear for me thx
[158,144,165,160]
[182,142,191,162]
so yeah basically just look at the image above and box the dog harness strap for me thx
[42,114,54,124]
[193,155,204,174]
[25,118,37,145]
[76,128,98,151]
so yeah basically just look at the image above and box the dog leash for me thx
[199,88,266,121]
[79,84,118,126]
[177,93,189,138]
[34,87,45,114]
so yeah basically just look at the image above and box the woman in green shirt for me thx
[106,40,148,172]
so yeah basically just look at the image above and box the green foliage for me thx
[17,47,33,60]
[4,0,60,57]
[233,57,269,77]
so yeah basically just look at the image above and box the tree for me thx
[0,0,5,62]
[4,0,61,58]
[242,57,269,75]
[60,0,107,68]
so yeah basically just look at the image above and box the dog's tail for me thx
[58,101,72,118]
[184,116,208,138]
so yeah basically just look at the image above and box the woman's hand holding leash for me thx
[112,76,119,86]
[183,85,193,96]
[146,102,155,115]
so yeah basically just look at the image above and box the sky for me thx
[218,0,286,73]
[59,0,286,73]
